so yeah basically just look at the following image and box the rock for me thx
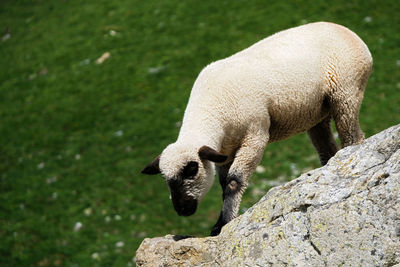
[136,124,400,266]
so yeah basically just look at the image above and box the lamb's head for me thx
[142,144,228,216]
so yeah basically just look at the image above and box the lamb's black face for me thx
[168,161,199,216]
[170,191,198,216]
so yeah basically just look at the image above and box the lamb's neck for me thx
[177,117,223,151]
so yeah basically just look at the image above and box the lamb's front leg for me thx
[211,162,231,236]
[210,132,269,236]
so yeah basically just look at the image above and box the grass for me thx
[1,0,399,265]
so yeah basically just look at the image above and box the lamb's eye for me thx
[182,161,198,179]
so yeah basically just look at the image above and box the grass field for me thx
[1,0,399,265]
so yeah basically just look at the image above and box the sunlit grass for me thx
[1,0,399,265]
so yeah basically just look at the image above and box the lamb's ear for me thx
[198,146,228,163]
[141,155,161,175]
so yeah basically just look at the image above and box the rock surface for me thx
[136,124,400,266]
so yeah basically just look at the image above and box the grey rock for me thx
[136,124,400,266]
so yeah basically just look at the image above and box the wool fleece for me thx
[142,22,372,236]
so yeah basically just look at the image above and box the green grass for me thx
[1,0,399,265]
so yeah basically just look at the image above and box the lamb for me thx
[141,22,372,236]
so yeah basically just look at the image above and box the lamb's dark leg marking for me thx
[211,172,244,236]
[307,117,338,165]
[216,162,231,190]
[211,163,232,236]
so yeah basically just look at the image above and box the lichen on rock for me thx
[136,124,400,266]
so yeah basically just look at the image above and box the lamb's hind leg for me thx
[307,117,338,165]
[330,87,365,148]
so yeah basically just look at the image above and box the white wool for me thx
[159,143,215,200]
[159,143,198,179]
[178,22,371,150]
[158,22,372,204]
